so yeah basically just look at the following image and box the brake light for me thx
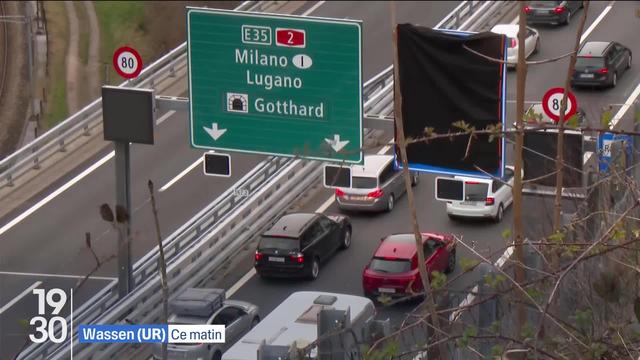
[523,5,531,13]
[509,38,517,48]
[485,197,495,206]
[367,188,384,198]
[335,188,345,197]
[255,251,263,261]
[554,6,565,14]
[465,181,480,185]
[597,67,609,74]
[290,253,304,263]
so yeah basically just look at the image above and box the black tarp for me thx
[395,24,506,176]
[523,130,583,187]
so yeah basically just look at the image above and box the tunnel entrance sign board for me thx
[187,8,363,163]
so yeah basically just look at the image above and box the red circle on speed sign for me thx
[113,46,143,79]
[541,87,578,123]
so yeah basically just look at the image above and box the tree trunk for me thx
[389,2,448,358]
[513,1,529,340]
[148,180,169,360]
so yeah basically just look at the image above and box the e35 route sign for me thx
[187,7,363,163]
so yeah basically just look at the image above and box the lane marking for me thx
[0,270,116,281]
[228,268,256,297]
[611,82,640,128]
[159,157,203,192]
[0,110,178,237]
[450,246,514,322]
[156,110,176,125]
[0,152,115,237]
[580,4,613,43]
[0,281,42,315]
[302,1,325,16]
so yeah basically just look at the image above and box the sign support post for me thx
[114,141,133,298]
[102,46,153,298]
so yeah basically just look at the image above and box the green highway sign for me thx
[187,8,362,163]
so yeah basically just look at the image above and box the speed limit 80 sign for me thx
[541,87,578,123]
[113,46,143,79]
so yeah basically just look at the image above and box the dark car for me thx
[525,1,583,25]
[572,41,632,88]
[254,212,352,280]
[362,233,456,302]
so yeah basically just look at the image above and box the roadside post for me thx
[102,45,151,298]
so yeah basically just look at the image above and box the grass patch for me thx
[43,1,68,130]
[95,2,149,85]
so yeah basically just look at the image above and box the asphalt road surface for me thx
[1,0,639,358]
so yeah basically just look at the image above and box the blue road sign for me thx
[597,132,633,173]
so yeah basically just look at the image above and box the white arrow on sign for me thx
[324,134,349,153]
[203,123,227,140]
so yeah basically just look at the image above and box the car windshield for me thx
[258,236,299,251]
[575,57,604,69]
[351,176,377,189]
[464,182,489,201]
[369,258,412,273]
[530,1,561,7]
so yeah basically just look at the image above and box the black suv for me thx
[254,213,352,280]
[572,41,632,88]
[525,1,583,25]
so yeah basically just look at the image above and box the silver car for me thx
[152,288,259,360]
[335,154,419,212]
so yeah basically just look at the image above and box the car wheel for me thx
[386,194,395,212]
[308,257,320,280]
[212,351,222,360]
[494,204,504,223]
[411,173,420,187]
[251,316,260,328]
[340,227,352,249]
[445,249,456,274]
[611,72,617,88]
[533,38,540,55]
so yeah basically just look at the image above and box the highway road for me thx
[222,0,640,354]
[0,1,461,358]
[1,0,638,358]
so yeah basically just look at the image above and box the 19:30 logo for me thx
[29,288,68,343]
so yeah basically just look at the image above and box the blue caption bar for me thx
[78,324,226,343]
[78,325,168,343]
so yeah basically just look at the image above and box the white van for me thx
[222,291,377,360]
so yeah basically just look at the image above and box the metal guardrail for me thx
[17,55,396,360]
[17,1,515,358]
[0,0,269,190]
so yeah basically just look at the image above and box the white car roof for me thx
[222,292,373,360]
[490,24,519,38]
[351,154,393,177]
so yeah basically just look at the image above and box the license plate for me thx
[461,201,478,206]
[348,195,368,201]
[378,287,395,294]
[268,257,285,262]
[580,73,594,78]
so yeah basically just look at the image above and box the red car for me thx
[362,232,456,300]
